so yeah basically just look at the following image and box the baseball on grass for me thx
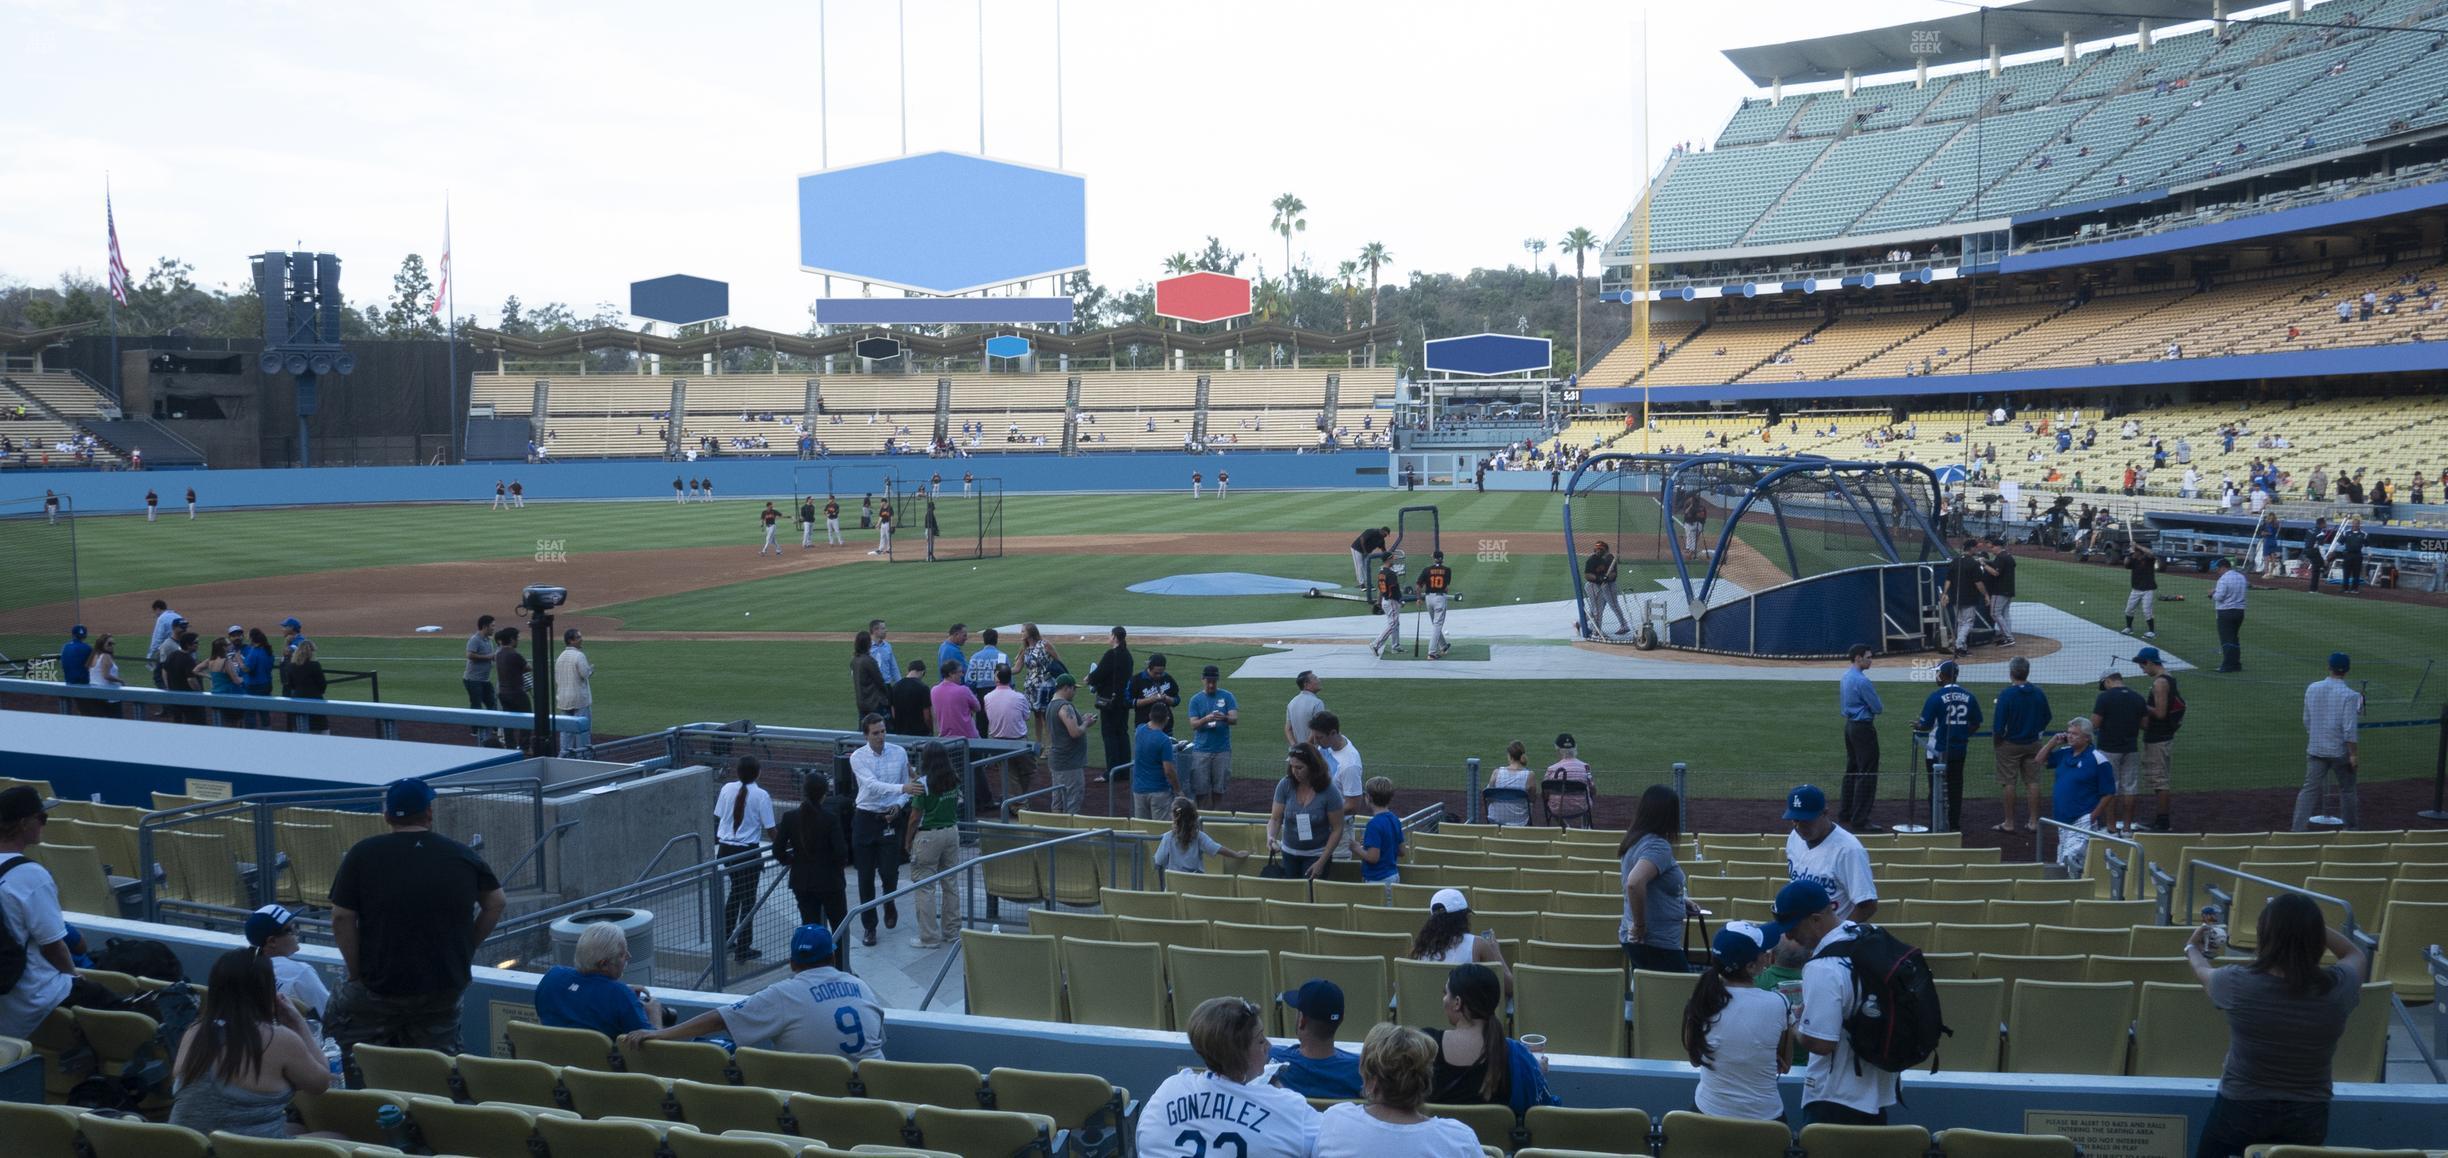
[744,611,752,617]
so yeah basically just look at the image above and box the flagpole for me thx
[444,197,460,465]
[106,177,120,401]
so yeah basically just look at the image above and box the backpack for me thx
[0,857,31,989]
[91,936,185,984]
[1811,924,1949,1074]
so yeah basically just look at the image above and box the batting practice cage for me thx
[0,493,80,672]
[891,477,1005,563]
[1563,454,1957,659]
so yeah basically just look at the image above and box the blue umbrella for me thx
[1932,464,1969,484]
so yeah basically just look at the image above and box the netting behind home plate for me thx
[1563,454,1951,657]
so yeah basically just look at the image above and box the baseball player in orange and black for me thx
[824,496,843,545]
[1370,553,1406,659]
[1421,551,1454,659]
[798,496,818,549]
[870,498,895,556]
[185,487,198,520]
[759,502,782,555]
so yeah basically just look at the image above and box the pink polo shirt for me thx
[983,686,1030,739]
[931,681,982,739]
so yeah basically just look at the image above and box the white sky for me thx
[4,0,2106,327]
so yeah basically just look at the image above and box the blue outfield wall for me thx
[0,452,1383,514]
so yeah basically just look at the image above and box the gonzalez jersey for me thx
[1916,683,1983,756]
[1422,564,1452,595]
[1135,1068,1320,1158]
[716,967,886,1061]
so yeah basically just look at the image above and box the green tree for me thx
[1269,193,1307,284]
[381,254,443,338]
[1336,260,1360,331]
[1191,237,1243,275]
[1358,242,1390,325]
[1559,226,1601,375]
[496,294,531,337]
[1161,252,1195,275]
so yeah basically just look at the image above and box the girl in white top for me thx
[1485,741,1533,826]
[1316,1023,1481,1157]
[1407,888,1512,993]
[1135,997,1320,1158]
[714,757,778,961]
[89,634,123,688]
[1682,921,1796,1122]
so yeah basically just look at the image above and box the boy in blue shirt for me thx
[1267,980,1362,1098]
[535,921,663,1037]
[1129,704,1182,820]
[1990,656,2052,835]
[1356,777,1403,888]
[1913,660,1982,832]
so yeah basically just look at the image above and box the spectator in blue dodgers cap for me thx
[623,924,886,1061]
[1781,784,1878,922]
[323,778,507,1062]
[1782,879,1902,1127]
[58,625,92,687]
[1268,978,1362,1099]
[244,903,331,1019]
[1682,920,1799,1123]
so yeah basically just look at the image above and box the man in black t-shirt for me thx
[1582,540,1631,637]
[1125,654,1183,734]
[2121,540,2159,638]
[1982,539,2019,646]
[1350,526,1391,595]
[2133,647,2185,832]
[2091,670,2150,833]
[325,779,506,1058]
[887,660,932,736]
[160,632,202,725]
[1945,539,1989,657]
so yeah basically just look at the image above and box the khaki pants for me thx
[1050,764,1085,813]
[906,827,961,943]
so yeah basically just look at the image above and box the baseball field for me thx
[6,486,2445,825]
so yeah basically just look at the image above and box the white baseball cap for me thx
[1429,888,1469,915]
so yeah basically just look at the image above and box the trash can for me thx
[548,908,656,989]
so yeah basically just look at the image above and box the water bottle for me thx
[322,1036,343,1078]
[374,1103,409,1150]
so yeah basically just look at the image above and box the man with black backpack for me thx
[1779,879,1943,1127]
[0,787,148,1040]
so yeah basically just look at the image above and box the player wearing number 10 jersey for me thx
[619,925,885,1060]
[1137,997,1321,1158]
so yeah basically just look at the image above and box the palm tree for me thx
[1336,259,1360,331]
[1560,226,1600,376]
[1357,241,1390,367]
[1269,193,1307,282]
[1523,238,1547,273]
[1162,252,1195,275]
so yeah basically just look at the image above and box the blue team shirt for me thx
[1840,668,1883,721]
[1992,682,2052,744]
[1267,1043,1363,1098]
[871,641,897,684]
[59,640,92,684]
[1187,689,1238,752]
[936,640,966,675]
[1916,683,1983,754]
[2049,745,2119,823]
[1360,811,1403,882]
[1131,724,1177,794]
[534,966,652,1036]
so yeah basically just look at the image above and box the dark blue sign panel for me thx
[983,335,1033,360]
[798,151,1088,296]
[1421,333,1553,377]
[812,297,1075,325]
[853,336,906,361]
[629,275,730,326]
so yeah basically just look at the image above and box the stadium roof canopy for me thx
[1722,0,2222,87]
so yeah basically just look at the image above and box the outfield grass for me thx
[13,491,2444,797]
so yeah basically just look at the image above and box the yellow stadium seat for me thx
[2005,981,2132,1075]
[1630,968,1700,1061]
[2130,982,2228,1078]
[958,930,1064,1022]
[1514,964,1627,1057]
[2370,902,2448,1002]
[1060,938,1169,1030]
[1659,1109,1790,1158]
[1277,952,1387,1043]
[1167,947,1278,1034]
[1932,978,2002,1073]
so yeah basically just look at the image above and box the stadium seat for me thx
[1391,956,1457,1029]
[911,1105,1055,1156]
[1658,1110,1790,1158]
[27,843,117,915]
[1985,901,2076,928]
[784,1093,917,1150]
[0,1101,86,1158]
[1166,947,1277,1033]
[1537,913,1623,946]
[1310,928,1407,959]
[1349,903,1424,936]
[2130,982,2228,1078]
[1931,978,2002,1073]
[958,931,1064,1022]
[2127,925,2199,958]
[1932,924,2029,958]
[296,1089,419,1143]
[72,1007,172,1112]
[456,1055,561,1109]
[1977,954,2089,991]
[2334,981,2395,1084]
[2006,981,2133,1075]
[2370,902,2448,1002]
[986,1067,1129,1151]
[664,1132,796,1158]
[535,1117,669,1158]
[2071,900,2157,929]
[352,1043,461,1099]
[203,1133,370,1157]
[1179,895,1264,924]
[1514,964,1628,1057]
[1277,953,1387,1043]
[735,1047,856,1099]
[1210,920,1310,958]
[1933,1128,2079,1157]
[1263,899,1349,929]
[1164,872,1236,898]
[506,1021,620,1070]
[1026,910,1115,942]
[1523,940,1628,972]
[1799,1123,1933,1158]
[856,1060,984,1109]
[1920,951,1976,981]
[629,1039,736,1085]
[75,1114,208,1158]
[406,1097,551,1158]
[1237,877,1315,904]
[2027,925,2124,957]
[2306,876,2394,937]
[1428,1103,1522,1151]
[671,1079,792,1134]
[1630,968,1700,1061]
[1097,887,1179,920]
[1520,1106,1649,1153]
[1061,938,1170,1030]
[561,1067,675,1120]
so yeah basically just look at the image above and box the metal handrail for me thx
[496,819,584,893]
[2184,859,2360,939]
[1,676,586,737]
[631,833,706,886]
[2035,817,2143,903]
[832,826,1111,982]
[485,843,772,947]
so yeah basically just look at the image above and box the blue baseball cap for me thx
[1712,920,1786,969]
[1277,978,1344,1026]
[70,625,87,640]
[790,924,837,966]
[383,778,437,820]
[245,904,296,946]
[2329,652,2351,673]
[1782,784,1827,821]
[1773,879,1834,923]
[281,617,302,630]
[2131,646,2163,665]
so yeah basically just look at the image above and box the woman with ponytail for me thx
[1425,962,1557,1114]
[714,756,777,963]
[1682,921,1795,1122]
[168,948,333,1138]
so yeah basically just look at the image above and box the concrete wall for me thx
[55,914,2448,1148]
[543,763,716,900]
[1,451,1384,513]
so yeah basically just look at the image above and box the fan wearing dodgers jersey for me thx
[1781,784,1879,922]
[621,924,885,1061]
[1136,996,1321,1158]
[1913,660,1983,832]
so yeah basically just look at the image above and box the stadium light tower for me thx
[250,252,355,467]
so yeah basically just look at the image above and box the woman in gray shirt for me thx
[1269,743,1344,880]
[1618,785,1693,973]
[2186,892,2365,1157]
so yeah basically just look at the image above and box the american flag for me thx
[429,208,450,317]
[105,194,131,306]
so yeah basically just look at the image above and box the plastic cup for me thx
[1519,1034,1548,1054]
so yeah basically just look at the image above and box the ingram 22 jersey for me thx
[1134,1068,1321,1158]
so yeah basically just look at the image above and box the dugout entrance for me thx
[1563,453,1954,659]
